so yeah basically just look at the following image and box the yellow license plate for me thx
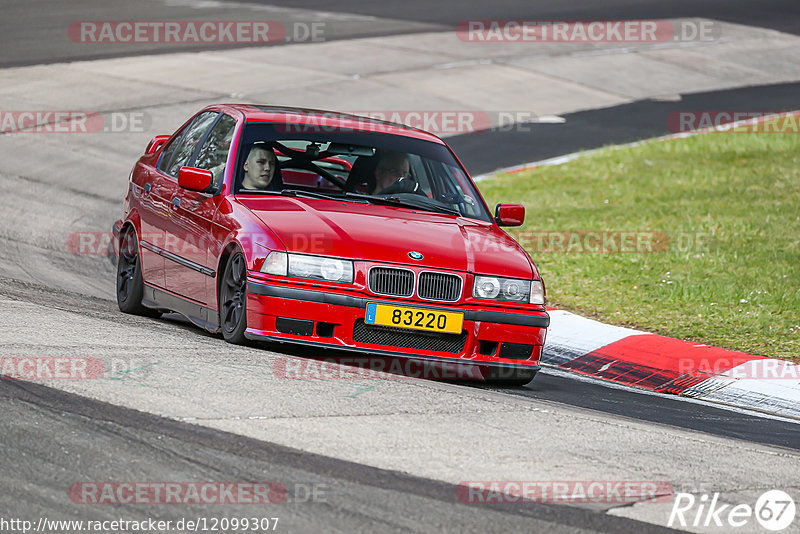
[365,302,463,334]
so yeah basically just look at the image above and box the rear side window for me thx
[158,111,218,177]
[194,114,237,188]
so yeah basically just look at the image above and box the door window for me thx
[158,111,219,177]
[194,114,237,189]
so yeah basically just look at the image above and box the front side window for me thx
[157,125,188,174]
[194,114,237,188]
[159,111,219,177]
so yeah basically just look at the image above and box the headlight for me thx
[473,276,531,302]
[472,276,545,304]
[474,276,501,299]
[261,251,353,284]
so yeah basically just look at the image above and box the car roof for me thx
[210,104,447,144]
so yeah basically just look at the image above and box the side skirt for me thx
[142,284,219,334]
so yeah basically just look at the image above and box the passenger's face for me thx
[375,159,410,192]
[242,147,277,189]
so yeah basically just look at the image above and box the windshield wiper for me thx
[280,189,343,201]
[345,193,460,216]
[236,190,282,196]
[280,189,368,203]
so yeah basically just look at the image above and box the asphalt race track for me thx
[3,0,798,67]
[1,378,680,533]
[1,1,799,533]
[449,81,800,175]
[257,0,800,36]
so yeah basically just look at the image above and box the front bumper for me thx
[245,279,548,370]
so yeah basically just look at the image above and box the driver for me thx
[241,143,279,190]
[373,151,415,194]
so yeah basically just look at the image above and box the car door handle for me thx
[172,197,181,209]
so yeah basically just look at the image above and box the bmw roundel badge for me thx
[408,251,424,260]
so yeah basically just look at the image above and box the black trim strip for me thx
[244,330,541,372]
[141,240,216,277]
[142,284,219,333]
[248,281,550,328]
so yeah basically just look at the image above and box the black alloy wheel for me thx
[116,228,160,317]
[220,251,248,344]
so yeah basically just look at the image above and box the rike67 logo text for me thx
[669,490,796,531]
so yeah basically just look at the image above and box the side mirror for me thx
[145,135,171,155]
[495,204,525,226]
[178,166,213,192]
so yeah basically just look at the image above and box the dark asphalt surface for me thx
[257,0,800,36]
[3,0,799,67]
[257,337,800,451]
[0,0,440,68]
[484,373,800,451]
[448,81,800,175]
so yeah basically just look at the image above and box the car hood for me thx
[238,196,534,278]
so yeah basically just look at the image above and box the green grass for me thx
[479,130,800,360]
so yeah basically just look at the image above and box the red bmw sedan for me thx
[114,104,548,384]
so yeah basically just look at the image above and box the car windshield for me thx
[233,122,492,222]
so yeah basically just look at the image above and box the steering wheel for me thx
[378,175,420,195]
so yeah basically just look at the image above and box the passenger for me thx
[373,151,415,194]
[241,143,279,190]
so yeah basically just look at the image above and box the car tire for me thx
[484,367,538,386]
[219,251,248,344]
[116,228,161,318]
